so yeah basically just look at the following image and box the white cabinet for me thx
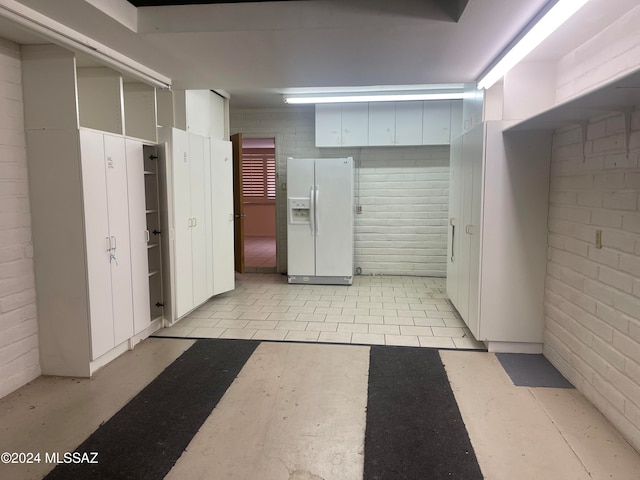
[369,102,423,146]
[210,139,236,295]
[423,100,453,145]
[315,104,342,146]
[23,45,163,377]
[25,127,152,376]
[395,102,423,145]
[160,128,236,321]
[168,129,209,317]
[315,104,368,146]
[447,121,552,353]
[80,131,136,359]
[341,104,369,146]
[317,101,455,147]
[368,103,397,146]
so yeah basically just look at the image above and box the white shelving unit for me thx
[142,145,165,323]
[22,44,162,377]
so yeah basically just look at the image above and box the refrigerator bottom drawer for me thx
[288,275,353,286]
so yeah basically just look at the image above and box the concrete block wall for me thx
[544,110,640,452]
[230,107,449,276]
[0,38,40,399]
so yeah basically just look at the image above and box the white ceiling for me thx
[2,0,638,108]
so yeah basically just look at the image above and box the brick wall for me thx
[0,38,40,399]
[230,107,449,276]
[555,4,640,104]
[544,110,640,451]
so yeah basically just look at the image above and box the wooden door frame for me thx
[231,133,245,273]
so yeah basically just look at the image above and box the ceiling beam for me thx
[434,0,469,22]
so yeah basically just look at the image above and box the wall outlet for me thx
[356,205,363,214]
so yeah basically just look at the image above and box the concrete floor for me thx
[1,338,639,480]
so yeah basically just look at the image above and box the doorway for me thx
[233,137,277,273]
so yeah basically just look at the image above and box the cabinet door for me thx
[457,126,478,325]
[172,128,194,317]
[125,139,151,335]
[104,134,134,346]
[422,100,451,145]
[446,134,463,308]
[211,139,236,295]
[456,124,484,337]
[395,101,422,145]
[203,139,214,298]
[189,133,209,307]
[80,130,114,360]
[315,104,342,147]
[341,103,368,146]
[466,125,484,338]
[368,103,395,146]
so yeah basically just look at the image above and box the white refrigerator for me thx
[287,157,354,285]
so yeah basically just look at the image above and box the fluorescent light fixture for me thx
[477,0,591,90]
[0,0,172,89]
[284,92,465,104]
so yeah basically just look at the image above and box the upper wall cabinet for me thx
[316,100,458,147]
[315,103,368,146]
[423,100,453,144]
[157,89,227,140]
[369,102,423,146]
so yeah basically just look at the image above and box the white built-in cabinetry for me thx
[80,130,149,360]
[22,45,162,376]
[316,100,457,147]
[369,101,424,146]
[159,128,235,322]
[447,121,552,353]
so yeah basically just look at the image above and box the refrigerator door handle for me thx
[315,186,319,235]
[309,186,315,236]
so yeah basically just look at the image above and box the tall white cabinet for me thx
[80,131,139,359]
[447,121,552,353]
[23,45,161,377]
[159,128,235,322]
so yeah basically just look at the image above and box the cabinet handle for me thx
[106,236,112,251]
[111,235,117,251]
[188,218,193,227]
[450,218,455,262]
[193,217,197,227]
[466,225,473,235]
[315,186,319,235]
[145,230,150,243]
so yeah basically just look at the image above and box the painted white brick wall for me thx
[555,4,640,104]
[544,110,640,452]
[230,107,449,276]
[0,38,40,399]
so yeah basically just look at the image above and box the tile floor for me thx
[156,272,487,350]
[244,235,276,272]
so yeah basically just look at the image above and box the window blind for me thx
[242,148,276,199]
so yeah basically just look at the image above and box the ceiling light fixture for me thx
[477,0,591,90]
[284,92,465,104]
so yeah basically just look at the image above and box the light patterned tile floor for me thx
[159,273,487,350]
[244,236,276,271]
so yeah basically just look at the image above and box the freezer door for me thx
[287,158,316,276]
[315,158,353,277]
